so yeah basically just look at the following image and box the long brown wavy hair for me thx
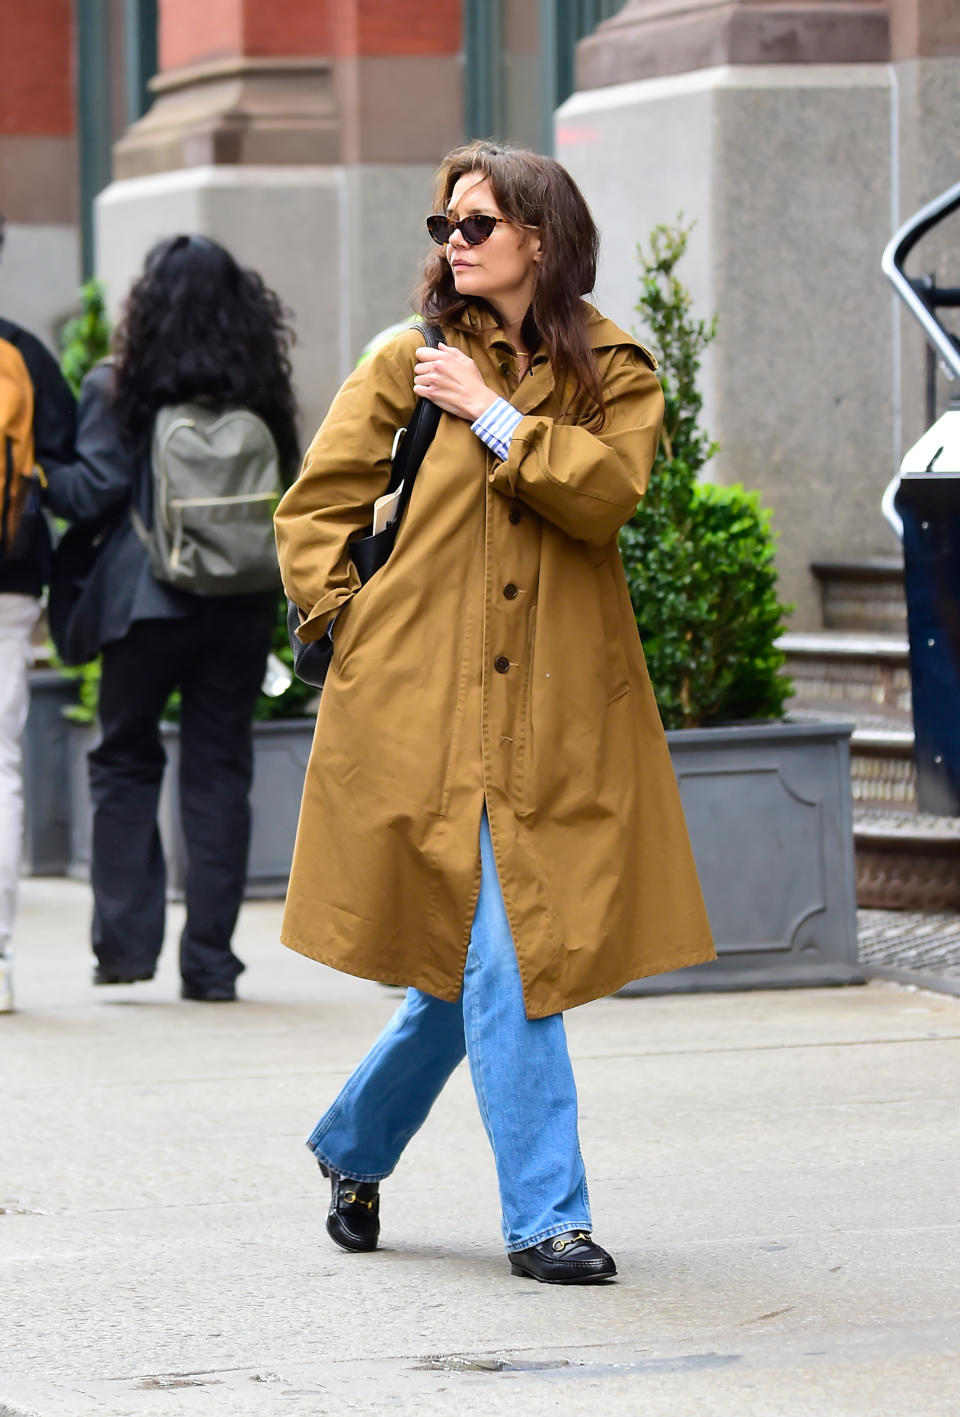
[415,141,606,429]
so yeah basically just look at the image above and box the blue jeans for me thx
[306,809,591,1251]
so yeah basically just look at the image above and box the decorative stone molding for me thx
[576,0,891,88]
[113,56,341,180]
[857,849,960,909]
[855,809,960,909]
[889,0,960,60]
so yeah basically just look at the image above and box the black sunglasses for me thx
[426,213,537,247]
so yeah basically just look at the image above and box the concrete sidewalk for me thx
[2,879,959,1417]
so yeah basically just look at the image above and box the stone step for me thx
[854,806,960,911]
[788,708,917,809]
[850,726,917,810]
[780,630,912,722]
[810,558,906,634]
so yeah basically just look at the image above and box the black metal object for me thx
[883,183,960,816]
[909,273,960,428]
[894,473,960,815]
[882,179,960,386]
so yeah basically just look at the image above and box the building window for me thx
[75,0,157,277]
[463,0,627,154]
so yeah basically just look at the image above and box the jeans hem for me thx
[305,1139,392,1184]
[504,1218,593,1254]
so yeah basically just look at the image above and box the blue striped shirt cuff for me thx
[471,397,524,462]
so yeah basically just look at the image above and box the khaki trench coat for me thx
[275,302,714,1018]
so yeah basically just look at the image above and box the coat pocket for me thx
[331,574,379,675]
[594,557,630,702]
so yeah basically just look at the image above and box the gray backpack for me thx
[132,403,283,596]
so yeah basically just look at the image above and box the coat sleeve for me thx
[43,365,134,524]
[274,329,420,643]
[488,348,664,546]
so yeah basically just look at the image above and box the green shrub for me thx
[53,595,315,725]
[60,278,111,396]
[619,219,792,729]
[253,595,318,721]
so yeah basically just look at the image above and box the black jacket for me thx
[0,317,77,598]
[43,363,198,649]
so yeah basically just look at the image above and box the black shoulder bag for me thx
[48,508,125,667]
[286,322,442,689]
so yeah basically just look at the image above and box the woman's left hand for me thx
[413,343,496,423]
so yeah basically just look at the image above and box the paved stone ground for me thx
[3,880,960,1417]
[858,909,960,995]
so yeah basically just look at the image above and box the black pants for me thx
[89,601,273,989]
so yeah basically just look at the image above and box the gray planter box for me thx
[22,669,78,875]
[158,718,312,899]
[66,721,96,880]
[66,713,862,990]
[67,717,312,899]
[621,720,863,994]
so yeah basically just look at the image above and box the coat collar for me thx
[460,301,658,372]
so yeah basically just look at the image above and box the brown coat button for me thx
[494,655,510,674]
[498,361,510,377]
[503,582,518,599]
[509,507,522,524]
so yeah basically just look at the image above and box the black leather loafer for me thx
[318,1161,380,1252]
[509,1231,617,1284]
[93,965,155,985]
[180,980,237,1002]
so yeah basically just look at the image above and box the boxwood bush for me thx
[619,220,792,729]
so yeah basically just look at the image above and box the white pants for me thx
[0,594,40,954]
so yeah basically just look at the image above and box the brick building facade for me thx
[1,1,957,622]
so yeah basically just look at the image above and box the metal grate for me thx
[858,908,960,983]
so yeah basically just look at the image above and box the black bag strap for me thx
[385,321,443,523]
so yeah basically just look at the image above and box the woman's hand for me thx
[413,343,496,422]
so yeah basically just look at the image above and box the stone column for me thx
[889,0,960,450]
[0,0,80,348]
[559,0,903,628]
[95,0,462,440]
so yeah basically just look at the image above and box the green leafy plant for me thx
[619,219,792,730]
[60,278,111,395]
[56,657,101,724]
[53,594,315,725]
[253,595,318,721]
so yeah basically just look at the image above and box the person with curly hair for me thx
[46,235,299,1001]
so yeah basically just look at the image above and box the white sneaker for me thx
[0,952,13,1012]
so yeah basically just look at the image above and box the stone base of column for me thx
[577,1,890,88]
[557,63,899,629]
[95,163,437,440]
[0,223,81,353]
[113,57,342,178]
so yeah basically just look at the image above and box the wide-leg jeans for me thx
[307,808,592,1252]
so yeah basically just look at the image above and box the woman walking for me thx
[275,142,714,1281]
[46,236,299,1001]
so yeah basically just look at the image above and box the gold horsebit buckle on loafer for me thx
[343,1191,377,1210]
[551,1231,591,1253]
